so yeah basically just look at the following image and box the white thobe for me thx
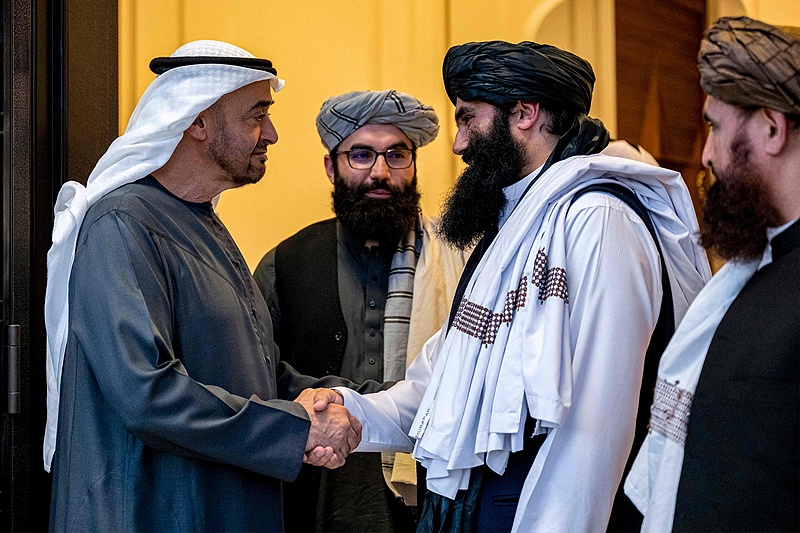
[339,190,663,531]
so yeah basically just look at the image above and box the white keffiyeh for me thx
[624,258,759,532]
[409,154,711,500]
[43,40,284,471]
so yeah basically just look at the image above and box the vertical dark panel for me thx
[2,0,118,529]
[66,0,118,185]
[0,0,9,525]
[615,0,706,214]
[7,0,36,529]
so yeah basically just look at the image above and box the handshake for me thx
[294,388,360,469]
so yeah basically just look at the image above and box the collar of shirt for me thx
[757,216,799,270]
[498,164,544,229]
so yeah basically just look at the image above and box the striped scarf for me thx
[383,215,423,381]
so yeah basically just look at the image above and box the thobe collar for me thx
[498,164,544,229]
[758,218,799,269]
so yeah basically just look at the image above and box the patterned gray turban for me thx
[443,41,595,113]
[699,17,800,115]
[316,90,439,152]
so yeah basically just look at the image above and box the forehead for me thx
[338,123,413,150]
[704,95,746,123]
[216,80,273,111]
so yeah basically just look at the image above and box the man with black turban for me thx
[254,90,466,532]
[303,40,710,532]
[626,17,800,532]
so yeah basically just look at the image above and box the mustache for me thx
[252,140,269,153]
[460,144,480,166]
[359,180,398,194]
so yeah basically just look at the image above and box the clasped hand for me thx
[294,388,360,469]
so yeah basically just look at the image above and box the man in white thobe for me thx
[309,40,710,532]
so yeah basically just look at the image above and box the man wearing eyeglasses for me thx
[253,90,466,532]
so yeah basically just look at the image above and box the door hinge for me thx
[7,325,20,414]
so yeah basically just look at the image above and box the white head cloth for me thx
[316,90,439,151]
[43,40,284,471]
[602,139,659,166]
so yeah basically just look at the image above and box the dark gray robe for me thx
[50,176,314,532]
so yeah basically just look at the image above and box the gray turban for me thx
[699,17,800,115]
[443,41,595,114]
[316,90,439,152]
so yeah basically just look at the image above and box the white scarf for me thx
[624,258,759,531]
[43,41,283,471]
[409,154,710,499]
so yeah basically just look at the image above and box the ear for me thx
[324,154,336,184]
[760,108,789,156]
[186,112,210,141]
[510,101,541,132]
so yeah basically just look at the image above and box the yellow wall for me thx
[119,0,623,270]
[118,0,800,270]
[709,0,800,26]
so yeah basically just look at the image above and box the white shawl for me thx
[43,40,283,471]
[409,154,710,500]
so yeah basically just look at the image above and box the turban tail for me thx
[699,17,800,115]
[316,90,439,151]
[443,41,608,168]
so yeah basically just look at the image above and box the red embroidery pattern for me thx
[532,249,569,304]
[649,378,694,444]
[451,249,570,345]
[452,276,528,345]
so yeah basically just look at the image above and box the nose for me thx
[701,135,712,169]
[370,153,391,181]
[261,116,278,145]
[452,127,468,155]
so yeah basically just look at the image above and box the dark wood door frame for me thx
[615,0,707,215]
[3,0,117,529]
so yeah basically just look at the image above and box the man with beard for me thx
[308,41,711,532]
[45,40,364,532]
[625,17,800,532]
[254,90,466,532]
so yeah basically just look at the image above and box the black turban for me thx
[443,41,596,114]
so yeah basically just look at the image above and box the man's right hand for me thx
[294,388,360,468]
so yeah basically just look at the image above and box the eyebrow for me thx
[454,106,472,122]
[249,100,274,112]
[348,142,412,150]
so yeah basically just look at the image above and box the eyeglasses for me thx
[335,147,415,170]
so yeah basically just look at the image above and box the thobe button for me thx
[369,329,376,337]
[371,275,378,282]
[369,300,376,308]
[368,358,375,365]
[334,332,343,341]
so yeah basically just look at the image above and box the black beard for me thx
[700,136,781,262]
[437,108,529,251]
[331,171,421,245]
